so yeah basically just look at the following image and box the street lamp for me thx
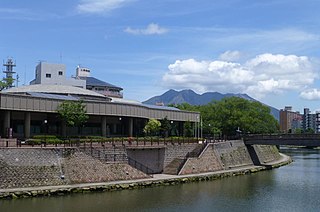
[44,119,47,146]
[236,127,242,139]
[169,121,173,137]
[208,124,211,141]
[119,117,122,136]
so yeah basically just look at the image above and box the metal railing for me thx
[1,137,202,148]
[244,133,320,140]
[127,157,155,175]
[176,142,209,174]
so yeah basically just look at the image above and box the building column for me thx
[61,121,67,138]
[128,118,133,137]
[3,110,10,138]
[24,112,31,139]
[101,116,107,137]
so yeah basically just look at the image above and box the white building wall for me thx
[30,62,86,88]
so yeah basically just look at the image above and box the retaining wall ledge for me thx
[0,153,292,200]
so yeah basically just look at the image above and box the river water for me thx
[1,148,320,212]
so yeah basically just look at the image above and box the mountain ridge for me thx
[143,89,279,120]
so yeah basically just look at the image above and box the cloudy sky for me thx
[1,0,320,112]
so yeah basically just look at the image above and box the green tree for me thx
[160,116,171,137]
[183,121,193,137]
[57,100,89,134]
[0,78,14,91]
[305,128,315,134]
[294,128,303,134]
[143,119,161,136]
[175,97,279,137]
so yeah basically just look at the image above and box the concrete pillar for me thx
[24,112,31,139]
[61,121,67,138]
[128,118,133,137]
[101,116,107,137]
[3,110,10,138]
[113,124,117,134]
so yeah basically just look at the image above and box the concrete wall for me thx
[126,147,165,173]
[31,62,86,88]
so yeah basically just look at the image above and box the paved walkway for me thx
[0,153,291,194]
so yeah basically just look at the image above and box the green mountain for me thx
[143,89,279,120]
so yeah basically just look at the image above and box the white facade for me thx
[30,62,86,88]
[76,66,91,77]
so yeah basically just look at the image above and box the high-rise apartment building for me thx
[279,106,302,133]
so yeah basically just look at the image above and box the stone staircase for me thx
[163,158,186,175]
[163,143,208,175]
[188,143,207,157]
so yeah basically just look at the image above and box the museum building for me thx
[0,62,200,139]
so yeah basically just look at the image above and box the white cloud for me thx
[124,23,168,35]
[77,0,133,14]
[162,53,318,99]
[300,89,320,100]
[218,50,242,62]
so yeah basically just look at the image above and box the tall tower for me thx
[3,58,16,88]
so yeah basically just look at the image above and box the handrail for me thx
[127,156,155,175]
[244,133,320,140]
[177,142,208,174]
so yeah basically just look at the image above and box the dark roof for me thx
[27,92,79,101]
[80,77,123,90]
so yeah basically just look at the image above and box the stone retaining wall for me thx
[64,151,148,184]
[164,144,201,167]
[0,148,148,189]
[252,145,281,164]
[0,140,285,196]
[80,146,128,163]
[0,154,292,200]
[214,140,254,169]
[0,149,67,189]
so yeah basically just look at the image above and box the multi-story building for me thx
[281,107,320,133]
[30,62,123,98]
[0,61,200,139]
[302,108,317,132]
[76,66,123,98]
[316,112,320,133]
[279,106,302,133]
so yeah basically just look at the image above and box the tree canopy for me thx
[175,97,279,137]
[160,116,171,137]
[143,119,161,136]
[0,78,14,91]
[57,100,89,127]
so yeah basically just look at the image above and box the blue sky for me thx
[1,0,320,113]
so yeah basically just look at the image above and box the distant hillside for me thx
[143,89,279,120]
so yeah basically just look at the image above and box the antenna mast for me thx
[3,58,16,88]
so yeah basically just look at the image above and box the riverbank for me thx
[0,153,291,200]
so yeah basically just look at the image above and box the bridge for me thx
[243,134,320,147]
